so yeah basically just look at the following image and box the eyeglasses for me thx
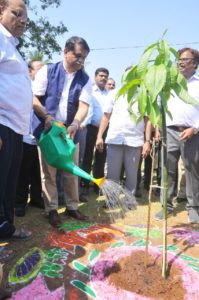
[10,9,27,20]
[72,51,87,61]
[177,58,194,63]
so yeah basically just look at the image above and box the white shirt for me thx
[90,84,110,127]
[166,74,199,129]
[104,90,145,147]
[32,64,92,124]
[0,24,32,135]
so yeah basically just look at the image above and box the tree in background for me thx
[18,0,67,60]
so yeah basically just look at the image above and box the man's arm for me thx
[96,112,111,152]
[142,116,152,159]
[67,101,89,139]
[33,95,55,131]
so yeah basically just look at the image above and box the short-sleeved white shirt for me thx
[32,64,92,124]
[0,24,32,135]
[166,74,199,129]
[104,90,145,147]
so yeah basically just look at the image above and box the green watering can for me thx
[38,121,105,188]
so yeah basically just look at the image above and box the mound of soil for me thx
[91,246,199,300]
[109,251,185,299]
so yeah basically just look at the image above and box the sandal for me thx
[0,248,14,263]
[12,228,32,241]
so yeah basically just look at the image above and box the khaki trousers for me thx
[38,144,79,212]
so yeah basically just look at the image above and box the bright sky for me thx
[31,0,199,86]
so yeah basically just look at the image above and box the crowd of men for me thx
[1,0,199,248]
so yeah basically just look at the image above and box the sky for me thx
[31,0,199,86]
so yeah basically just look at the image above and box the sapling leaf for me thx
[169,63,179,86]
[173,83,199,105]
[176,72,188,90]
[169,47,179,59]
[116,79,140,99]
[137,46,156,75]
[137,83,147,115]
[145,64,167,102]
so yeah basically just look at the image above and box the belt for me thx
[167,125,189,132]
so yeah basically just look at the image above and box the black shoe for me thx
[15,207,26,217]
[48,210,62,228]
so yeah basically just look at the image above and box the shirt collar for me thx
[187,72,199,82]
[0,23,19,46]
[93,83,108,93]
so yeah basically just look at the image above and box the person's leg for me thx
[37,148,58,211]
[124,146,142,195]
[15,142,31,213]
[37,147,61,227]
[164,129,181,210]
[176,156,186,201]
[81,125,97,189]
[107,144,123,183]
[155,129,180,220]
[64,144,89,220]
[29,145,44,207]
[0,125,22,237]
[63,145,79,211]
[182,133,199,223]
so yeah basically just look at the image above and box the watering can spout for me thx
[38,121,105,187]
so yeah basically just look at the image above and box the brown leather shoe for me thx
[65,209,90,221]
[49,210,62,228]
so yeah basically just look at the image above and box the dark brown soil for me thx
[109,251,186,300]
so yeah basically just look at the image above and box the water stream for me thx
[99,179,137,223]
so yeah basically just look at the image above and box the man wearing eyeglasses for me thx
[155,48,199,224]
[0,0,32,240]
[32,36,92,228]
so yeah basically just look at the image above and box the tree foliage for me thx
[117,31,199,127]
[18,0,68,60]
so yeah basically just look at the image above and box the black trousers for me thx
[0,124,23,237]
[81,124,107,188]
[15,143,42,208]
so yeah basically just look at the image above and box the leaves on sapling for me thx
[137,46,156,75]
[144,64,167,103]
[137,83,147,115]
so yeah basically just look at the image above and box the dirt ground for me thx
[1,185,199,300]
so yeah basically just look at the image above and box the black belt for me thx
[168,125,189,132]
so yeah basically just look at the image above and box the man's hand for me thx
[142,141,151,159]
[179,128,194,141]
[44,114,55,132]
[96,137,104,152]
[67,119,80,139]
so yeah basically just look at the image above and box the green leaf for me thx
[122,65,138,84]
[169,63,179,86]
[145,64,167,102]
[116,79,140,99]
[158,39,170,63]
[169,47,179,59]
[127,85,138,102]
[176,72,187,90]
[173,83,199,105]
[137,83,147,115]
[137,46,156,75]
